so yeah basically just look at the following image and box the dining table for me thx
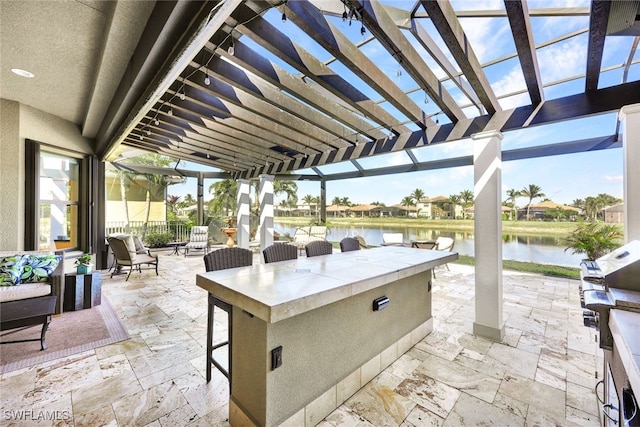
[196,245,457,427]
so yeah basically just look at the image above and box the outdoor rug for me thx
[0,297,129,374]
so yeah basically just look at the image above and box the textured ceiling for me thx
[0,0,154,138]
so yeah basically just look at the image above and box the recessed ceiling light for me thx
[11,68,35,78]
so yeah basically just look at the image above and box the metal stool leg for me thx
[207,294,232,390]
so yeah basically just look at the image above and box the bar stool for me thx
[203,247,253,386]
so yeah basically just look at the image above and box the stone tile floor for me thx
[0,250,602,426]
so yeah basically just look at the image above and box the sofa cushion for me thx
[0,255,27,286]
[21,254,62,283]
[0,282,51,302]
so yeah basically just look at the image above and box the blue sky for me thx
[167,0,634,208]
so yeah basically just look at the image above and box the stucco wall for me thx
[0,99,93,251]
[232,271,432,426]
[0,100,23,250]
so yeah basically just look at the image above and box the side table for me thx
[167,241,185,255]
[64,271,102,311]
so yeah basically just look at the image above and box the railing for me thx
[106,221,191,242]
[106,218,233,245]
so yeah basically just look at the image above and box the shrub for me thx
[144,232,174,248]
[563,221,622,260]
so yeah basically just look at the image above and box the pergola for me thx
[3,0,640,340]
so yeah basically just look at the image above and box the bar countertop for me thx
[609,309,640,395]
[196,246,457,323]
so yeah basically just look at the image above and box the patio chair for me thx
[107,236,158,281]
[382,233,404,246]
[263,243,298,263]
[203,247,253,384]
[340,237,361,252]
[184,226,210,257]
[355,235,368,249]
[434,236,455,277]
[305,240,333,257]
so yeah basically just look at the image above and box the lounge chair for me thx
[381,233,404,246]
[184,226,210,257]
[107,236,158,280]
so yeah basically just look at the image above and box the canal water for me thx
[274,221,583,267]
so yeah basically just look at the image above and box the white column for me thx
[236,179,250,248]
[259,175,274,261]
[619,103,640,243]
[472,130,504,341]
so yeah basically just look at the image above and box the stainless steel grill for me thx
[579,240,640,426]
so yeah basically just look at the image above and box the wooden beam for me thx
[235,4,411,133]
[262,0,436,129]
[419,0,501,115]
[585,0,612,91]
[504,0,544,106]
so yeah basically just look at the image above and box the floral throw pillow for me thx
[0,255,27,286]
[21,254,62,283]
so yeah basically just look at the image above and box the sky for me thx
[165,0,635,208]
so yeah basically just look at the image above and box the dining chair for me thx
[203,247,253,385]
[263,243,298,263]
[340,237,361,252]
[305,240,333,257]
[107,236,158,280]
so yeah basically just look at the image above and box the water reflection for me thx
[275,221,582,267]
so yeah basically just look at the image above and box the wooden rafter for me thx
[504,0,544,106]
[419,0,501,115]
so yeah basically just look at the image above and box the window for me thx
[38,151,80,250]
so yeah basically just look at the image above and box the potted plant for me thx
[563,221,622,261]
[75,253,93,274]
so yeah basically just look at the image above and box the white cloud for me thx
[603,174,623,183]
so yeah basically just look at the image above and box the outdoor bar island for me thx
[196,246,457,426]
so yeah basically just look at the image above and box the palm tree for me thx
[505,188,521,221]
[459,190,474,218]
[274,179,298,205]
[339,197,352,207]
[331,196,342,206]
[410,188,425,204]
[401,196,415,207]
[521,184,545,221]
[447,194,461,219]
[209,179,238,217]
[112,170,134,231]
[126,153,184,238]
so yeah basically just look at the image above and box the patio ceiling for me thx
[5,1,639,181]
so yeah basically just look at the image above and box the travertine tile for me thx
[318,405,374,427]
[112,380,187,425]
[306,386,337,427]
[487,343,539,379]
[415,353,500,403]
[402,404,443,427]
[346,380,416,426]
[499,374,566,417]
[0,256,603,427]
[443,393,524,427]
[395,371,460,418]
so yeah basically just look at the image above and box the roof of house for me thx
[522,200,581,212]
